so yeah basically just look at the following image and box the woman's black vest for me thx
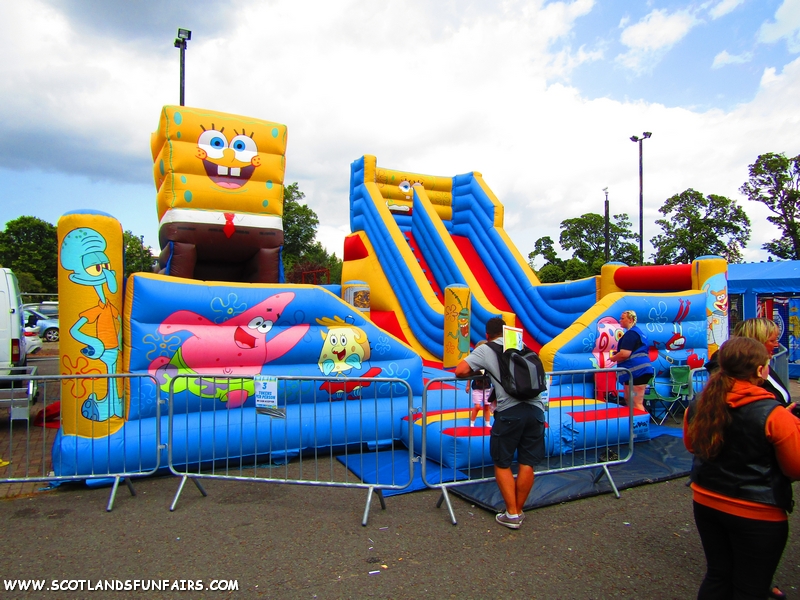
[689,399,794,513]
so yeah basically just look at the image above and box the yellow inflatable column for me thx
[342,281,371,319]
[443,285,471,368]
[693,256,729,356]
[57,211,125,438]
[599,263,626,299]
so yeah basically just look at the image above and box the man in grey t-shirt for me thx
[455,317,546,529]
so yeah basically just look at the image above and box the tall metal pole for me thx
[603,187,609,263]
[638,139,643,265]
[630,131,651,265]
[178,42,186,106]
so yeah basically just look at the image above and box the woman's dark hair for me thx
[689,336,770,460]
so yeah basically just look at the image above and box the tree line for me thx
[0,182,343,294]
[529,152,800,283]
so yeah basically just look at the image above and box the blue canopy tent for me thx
[728,261,800,378]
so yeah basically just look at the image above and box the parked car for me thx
[24,309,59,342]
[24,322,43,354]
[23,301,58,319]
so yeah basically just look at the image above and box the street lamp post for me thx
[629,131,652,265]
[174,28,192,106]
[603,187,609,263]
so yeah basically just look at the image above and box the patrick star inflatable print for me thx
[149,292,309,407]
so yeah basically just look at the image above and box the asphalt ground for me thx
[2,349,799,599]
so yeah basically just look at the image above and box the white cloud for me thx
[758,0,800,51]
[708,0,746,20]
[616,9,698,73]
[712,49,753,67]
[760,66,781,85]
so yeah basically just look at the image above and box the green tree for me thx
[0,216,58,292]
[283,183,319,259]
[16,271,46,303]
[739,152,800,260]
[650,189,750,264]
[528,213,639,282]
[535,262,565,283]
[559,213,639,272]
[528,236,559,269]
[123,231,156,278]
[282,182,342,284]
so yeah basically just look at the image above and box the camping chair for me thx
[643,375,686,425]
[667,365,692,416]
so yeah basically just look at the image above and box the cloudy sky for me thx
[2,0,799,266]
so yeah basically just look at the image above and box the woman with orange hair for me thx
[684,336,800,599]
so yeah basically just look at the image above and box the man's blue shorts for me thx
[490,402,546,469]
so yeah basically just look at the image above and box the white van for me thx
[0,268,27,375]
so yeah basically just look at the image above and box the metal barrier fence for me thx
[689,367,709,401]
[3,365,699,524]
[0,372,161,511]
[167,374,414,526]
[419,368,638,525]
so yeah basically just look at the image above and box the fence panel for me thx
[419,368,641,524]
[0,372,161,511]
[167,374,414,525]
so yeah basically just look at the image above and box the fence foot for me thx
[436,487,458,525]
[361,486,386,526]
[593,464,621,498]
[170,475,207,511]
[106,476,136,512]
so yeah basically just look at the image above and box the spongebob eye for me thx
[615,330,624,341]
[198,129,228,159]
[256,320,273,334]
[86,264,105,276]
[248,317,264,330]
[398,181,411,194]
[230,135,258,163]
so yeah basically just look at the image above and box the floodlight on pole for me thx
[174,28,192,106]
[630,131,652,265]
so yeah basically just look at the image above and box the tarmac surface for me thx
[2,348,800,599]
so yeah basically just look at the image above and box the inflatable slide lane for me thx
[345,155,514,364]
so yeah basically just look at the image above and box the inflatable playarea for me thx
[48,107,729,480]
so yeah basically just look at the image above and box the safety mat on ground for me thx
[337,450,470,497]
[450,434,692,512]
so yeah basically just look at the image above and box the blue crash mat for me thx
[451,434,693,512]
[337,450,469,497]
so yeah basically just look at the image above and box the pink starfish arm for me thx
[264,324,311,363]
[158,310,215,335]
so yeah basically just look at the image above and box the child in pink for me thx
[468,340,494,427]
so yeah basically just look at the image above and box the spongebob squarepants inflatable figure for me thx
[152,106,288,283]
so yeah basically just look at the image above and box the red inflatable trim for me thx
[613,264,692,291]
[343,234,370,261]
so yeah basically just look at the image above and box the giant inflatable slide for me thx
[342,155,726,380]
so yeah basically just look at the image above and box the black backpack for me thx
[486,342,547,400]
